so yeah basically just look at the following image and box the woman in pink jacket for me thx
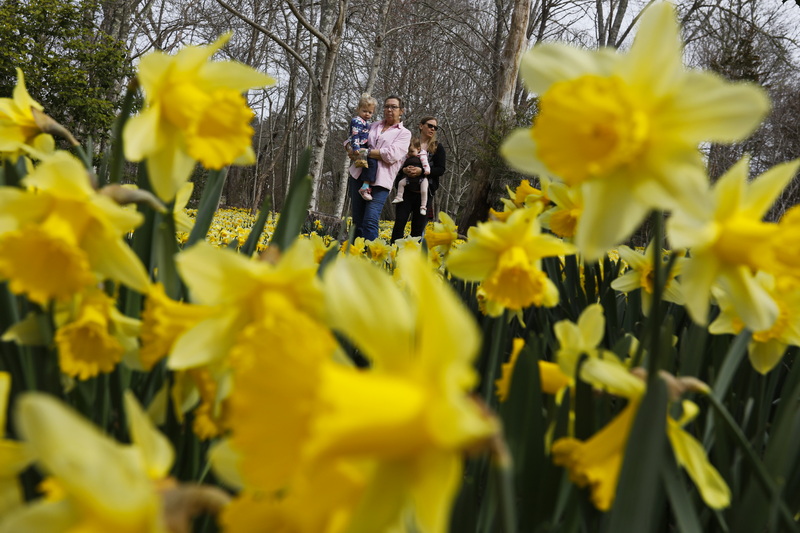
[346,95,411,241]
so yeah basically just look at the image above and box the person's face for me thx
[358,105,374,121]
[383,99,402,123]
[409,146,419,156]
[420,119,438,137]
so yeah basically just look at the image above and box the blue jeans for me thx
[350,178,389,241]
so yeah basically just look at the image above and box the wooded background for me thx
[2,0,798,234]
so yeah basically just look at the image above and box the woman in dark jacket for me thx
[390,116,446,243]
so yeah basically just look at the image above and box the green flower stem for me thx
[647,211,666,385]
[106,79,139,186]
[492,434,518,533]
[706,393,797,531]
[187,168,228,247]
[480,312,509,405]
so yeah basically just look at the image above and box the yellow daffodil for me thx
[139,283,214,370]
[123,34,275,202]
[0,69,55,158]
[215,251,497,533]
[446,206,575,314]
[495,338,526,402]
[0,373,33,518]
[501,2,769,259]
[668,157,800,330]
[425,212,459,254]
[709,273,800,374]
[346,236,367,257]
[0,151,149,304]
[553,303,608,380]
[0,392,170,532]
[552,357,730,512]
[611,242,685,315]
[307,232,337,263]
[53,287,140,380]
[366,238,392,265]
[168,239,323,369]
[539,181,582,239]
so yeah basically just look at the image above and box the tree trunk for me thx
[457,0,532,234]
[334,0,392,219]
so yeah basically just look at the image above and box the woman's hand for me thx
[403,166,422,177]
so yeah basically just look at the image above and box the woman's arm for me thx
[427,145,446,194]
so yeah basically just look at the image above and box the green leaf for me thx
[153,209,183,300]
[105,79,138,186]
[662,445,703,533]
[239,196,272,257]
[607,378,668,532]
[498,338,545,530]
[269,149,312,252]
[187,168,228,247]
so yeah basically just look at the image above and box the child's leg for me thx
[392,178,407,203]
[419,178,429,215]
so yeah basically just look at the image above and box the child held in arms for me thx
[392,137,430,215]
[349,93,378,201]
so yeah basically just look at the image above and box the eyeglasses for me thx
[384,105,400,110]
[424,123,438,130]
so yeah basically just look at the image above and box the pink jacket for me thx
[350,121,411,190]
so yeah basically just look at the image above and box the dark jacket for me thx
[394,144,447,194]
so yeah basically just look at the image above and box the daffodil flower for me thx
[0,68,55,159]
[214,251,497,533]
[501,2,769,259]
[124,34,275,202]
[0,151,149,304]
[709,273,800,374]
[0,373,33,519]
[0,392,171,532]
[668,157,800,330]
[447,205,576,314]
[169,239,323,369]
[552,357,730,512]
[539,181,582,239]
[53,287,141,380]
[139,283,214,371]
[611,242,685,315]
[425,212,459,254]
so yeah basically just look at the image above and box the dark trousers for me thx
[390,190,430,243]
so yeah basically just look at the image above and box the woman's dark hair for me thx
[384,95,404,109]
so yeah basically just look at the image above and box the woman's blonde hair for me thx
[419,116,438,155]
[356,93,377,111]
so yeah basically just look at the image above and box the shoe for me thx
[359,187,373,201]
[419,206,427,215]
[392,196,403,204]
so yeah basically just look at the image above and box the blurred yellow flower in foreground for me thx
[668,157,800,330]
[139,283,214,371]
[169,240,323,369]
[124,34,275,202]
[215,251,497,533]
[447,206,575,315]
[0,373,33,518]
[0,151,149,304]
[0,392,172,532]
[501,2,769,259]
[552,358,730,512]
[0,68,55,158]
